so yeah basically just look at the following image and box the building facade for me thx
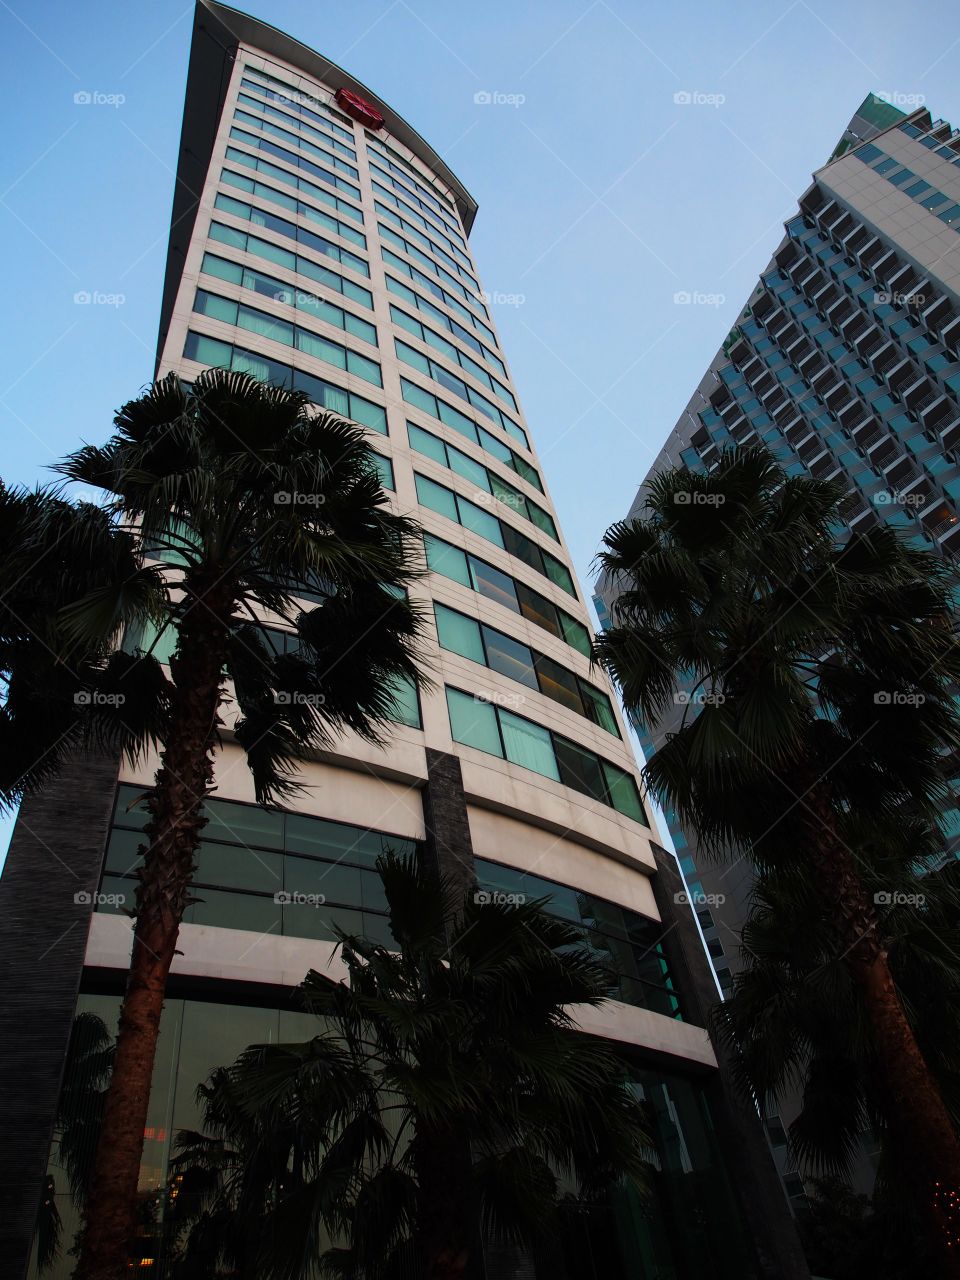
[595,91,960,1199]
[0,4,812,1279]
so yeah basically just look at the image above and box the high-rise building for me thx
[0,6,809,1279]
[595,91,960,1200]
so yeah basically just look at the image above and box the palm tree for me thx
[593,445,960,1271]
[169,852,652,1280]
[0,369,429,1280]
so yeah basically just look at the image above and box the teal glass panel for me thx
[435,603,485,663]
[424,533,471,586]
[446,687,502,756]
[456,495,503,546]
[499,710,560,780]
[416,474,458,520]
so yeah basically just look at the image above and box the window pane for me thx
[435,604,485,663]
[516,582,559,637]
[385,672,421,728]
[456,496,503,546]
[203,799,284,849]
[543,552,576,596]
[553,738,606,801]
[188,888,280,934]
[347,394,386,433]
[534,654,583,712]
[580,682,619,735]
[482,627,537,688]
[489,474,526,517]
[477,425,512,464]
[528,504,558,540]
[296,327,343,365]
[416,474,458,521]
[448,447,490,491]
[408,422,447,464]
[195,289,238,323]
[446,687,502,756]
[201,253,243,284]
[425,533,471,587]
[369,452,394,491]
[500,710,559,780]
[560,612,591,657]
[346,351,382,386]
[194,840,283,893]
[469,557,519,612]
[501,524,543,573]
[601,762,648,824]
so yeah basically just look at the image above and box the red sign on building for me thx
[335,87,384,129]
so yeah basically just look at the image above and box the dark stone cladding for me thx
[0,749,120,1280]
[421,748,477,931]
[648,841,812,1280]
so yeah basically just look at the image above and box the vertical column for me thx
[0,750,120,1280]
[647,841,811,1280]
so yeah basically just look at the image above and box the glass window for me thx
[346,394,386,433]
[482,627,538,688]
[345,351,382,386]
[195,289,238,324]
[501,524,543,573]
[543,552,576,596]
[456,495,503,547]
[560,611,591,657]
[516,582,560,636]
[369,452,394,491]
[193,841,282,893]
[601,761,647,824]
[424,533,471,586]
[385,672,421,728]
[499,710,560,780]
[554,737,607,802]
[534,653,583,712]
[448,446,490,491]
[435,603,486,663]
[203,799,284,849]
[446,687,502,756]
[469,557,519,612]
[408,421,447,463]
[580,683,619,736]
[416,473,458,520]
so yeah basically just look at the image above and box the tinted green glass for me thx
[446,687,502,756]
[435,603,485,663]
[499,710,560,780]
[408,422,447,463]
[203,799,284,849]
[456,496,503,546]
[448,446,489,490]
[416,474,458,521]
[601,762,648,824]
[469,557,519,612]
[482,627,538,688]
[424,533,471,586]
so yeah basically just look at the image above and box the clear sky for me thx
[1,0,959,863]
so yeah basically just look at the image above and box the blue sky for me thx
[1,0,959,863]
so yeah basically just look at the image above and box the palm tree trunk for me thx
[75,576,234,1280]
[414,1131,474,1280]
[803,781,960,1278]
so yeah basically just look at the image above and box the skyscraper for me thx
[595,91,960,1198]
[0,6,807,1278]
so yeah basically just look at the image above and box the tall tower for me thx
[596,91,960,1200]
[0,6,808,1278]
